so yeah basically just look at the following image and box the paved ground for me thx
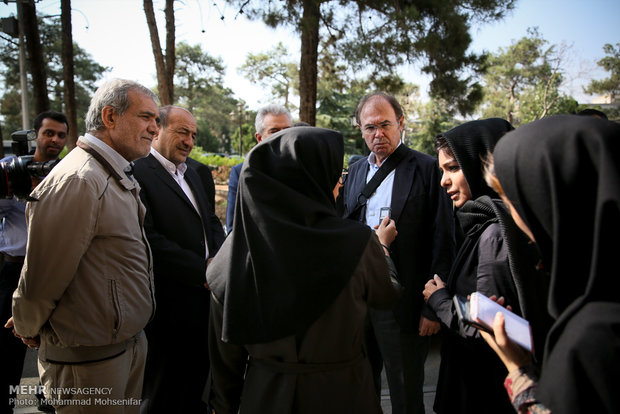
[14,335,441,413]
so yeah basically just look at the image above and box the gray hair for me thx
[159,105,192,130]
[254,104,292,134]
[85,79,158,132]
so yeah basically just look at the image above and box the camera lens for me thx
[0,156,36,199]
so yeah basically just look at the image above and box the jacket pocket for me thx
[109,280,123,340]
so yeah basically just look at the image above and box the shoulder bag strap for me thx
[346,144,408,221]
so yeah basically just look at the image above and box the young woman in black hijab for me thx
[481,115,620,413]
[205,126,400,413]
[422,118,548,414]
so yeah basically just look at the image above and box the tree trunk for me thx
[23,0,49,114]
[298,0,320,125]
[61,0,78,150]
[164,0,175,103]
[144,0,173,105]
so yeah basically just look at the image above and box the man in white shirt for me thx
[342,92,455,414]
[133,106,225,413]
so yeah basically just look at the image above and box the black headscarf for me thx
[207,127,372,345]
[493,115,620,412]
[439,118,514,200]
[439,118,514,285]
[442,118,549,355]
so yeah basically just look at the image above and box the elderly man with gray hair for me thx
[9,79,159,413]
[226,103,292,232]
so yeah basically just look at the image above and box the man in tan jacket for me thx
[9,79,158,413]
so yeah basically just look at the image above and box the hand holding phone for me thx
[454,292,533,352]
[379,207,391,220]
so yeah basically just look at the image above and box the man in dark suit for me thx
[342,92,455,414]
[226,104,292,232]
[186,157,216,214]
[134,106,226,413]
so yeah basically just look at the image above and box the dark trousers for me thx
[0,261,26,414]
[366,309,430,414]
[140,289,211,414]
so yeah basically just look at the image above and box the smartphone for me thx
[453,295,492,334]
[453,293,533,352]
[379,207,391,220]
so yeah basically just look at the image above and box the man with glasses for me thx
[342,92,454,414]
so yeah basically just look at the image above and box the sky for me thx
[0,0,618,111]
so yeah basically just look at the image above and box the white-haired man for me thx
[226,103,292,232]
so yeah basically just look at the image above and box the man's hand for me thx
[419,316,440,336]
[422,274,445,302]
[5,317,40,349]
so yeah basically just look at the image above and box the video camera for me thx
[0,129,60,199]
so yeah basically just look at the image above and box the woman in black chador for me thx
[481,115,620,413]
[423,118,549,414]
[205,126,400,414]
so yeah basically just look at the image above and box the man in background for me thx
[226,104,292,232]
[1,111,68,413]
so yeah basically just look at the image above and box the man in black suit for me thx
[342,92,454,414]
[134,106,225,413]
[186,157,216,214]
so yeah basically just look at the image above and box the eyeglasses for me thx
[360,121,395,136]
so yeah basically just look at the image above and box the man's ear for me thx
[255,132,262,143]
[152,130,161,145]
[101,106,116,129]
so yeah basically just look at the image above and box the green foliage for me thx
[189,145,243,167]
[0,14,108,135]
[481,27,574,126]
[407,99,459,156]
[172,42,246,153]
[584,43,620,99]
[238,42,298,110]
[230,0,516,116]
[175,42,226,112]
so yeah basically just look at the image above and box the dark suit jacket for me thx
[134,153,225,411]
[186,157,216,215]
[343,147,455,333]
[134,154,225,290]
[226,162,243,232]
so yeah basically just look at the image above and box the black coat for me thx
[186,157,216,215]
[428,200,519,414]
[342,146,455,332]
[134,154,225,289]
[134,153,225,412]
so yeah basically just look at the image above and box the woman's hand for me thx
[480,309,532,374]
[375,215,397,249]
[423,274,445,302]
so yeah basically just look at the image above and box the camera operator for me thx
[0,111,68,413]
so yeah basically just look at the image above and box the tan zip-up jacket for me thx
[12,137,155,363]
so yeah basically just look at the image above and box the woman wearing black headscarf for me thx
[481,115,620,413]
[205,127,400,413]
[422,119,548,414]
